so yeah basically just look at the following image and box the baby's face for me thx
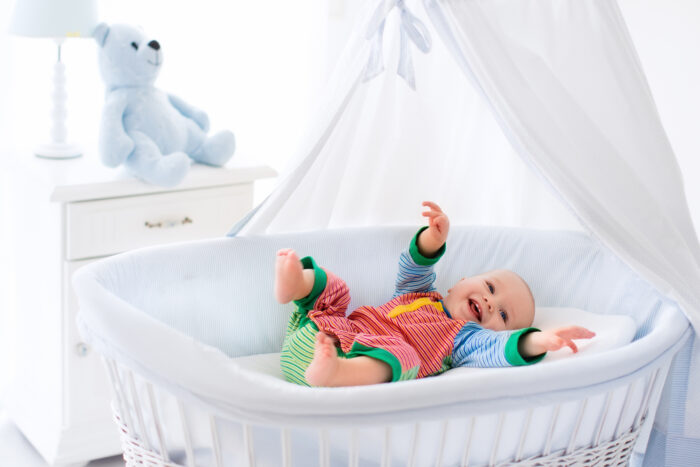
[442,269,534,331]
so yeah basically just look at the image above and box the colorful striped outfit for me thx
[280,228,542,386]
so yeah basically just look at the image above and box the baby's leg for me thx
[279,253,355,386]
[274,249,315,303]
[305,332,392,387]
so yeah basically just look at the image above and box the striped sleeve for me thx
[393,227,446,298]
[451,322,545,368]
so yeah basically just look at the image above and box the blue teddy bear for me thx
[94,23,235,186]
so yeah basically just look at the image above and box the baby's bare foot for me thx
[305,332,341,387]
[274,249,305,303]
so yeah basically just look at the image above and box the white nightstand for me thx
[1,155,275,466]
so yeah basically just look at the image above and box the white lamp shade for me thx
[10,0,98,38]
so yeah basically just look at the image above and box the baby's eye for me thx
[500,310,508,322]
[131,42,139,50]
[487,282,495,294]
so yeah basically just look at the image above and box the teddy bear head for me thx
[94,23,163,89]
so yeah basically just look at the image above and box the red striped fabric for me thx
[308,270,467,378]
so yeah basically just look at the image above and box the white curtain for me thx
[233,0,700,463]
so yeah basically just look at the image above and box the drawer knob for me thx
[76,342,90,357]
[144,217,193,229]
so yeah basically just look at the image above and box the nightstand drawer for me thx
[65,184,251,260]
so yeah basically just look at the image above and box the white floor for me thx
[0,409,123,467]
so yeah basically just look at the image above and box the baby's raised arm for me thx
[417,201,450,257]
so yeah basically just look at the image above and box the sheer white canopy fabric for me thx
[231,0,700,463]
[233,0,578,235]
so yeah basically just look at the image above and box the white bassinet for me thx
[74,226,691,467]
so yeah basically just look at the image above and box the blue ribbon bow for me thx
[362,0,432,90]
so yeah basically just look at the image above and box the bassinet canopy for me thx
[230,0,700,464]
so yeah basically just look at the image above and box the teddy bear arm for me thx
[99,95,134,168]
[168,93,210,132]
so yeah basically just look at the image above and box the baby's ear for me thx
[93,23,110,47]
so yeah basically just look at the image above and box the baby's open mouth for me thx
[469,299,482,321]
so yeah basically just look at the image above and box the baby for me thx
[275,201,594,387]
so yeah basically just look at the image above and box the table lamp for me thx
[10,0,98,159]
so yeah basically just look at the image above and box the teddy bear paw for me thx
[191,131,236,167]
[155,152,192,186]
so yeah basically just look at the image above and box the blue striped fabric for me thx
[451,322,511,367]
[393,248,438,297]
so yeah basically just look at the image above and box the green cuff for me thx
[293,256,328,311]
[409,226,446,266]
[505,328,545,366]
[347,343,403,383]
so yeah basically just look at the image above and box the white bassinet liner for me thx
[74,226,690,426]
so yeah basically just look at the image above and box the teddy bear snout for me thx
[148,40,160,51]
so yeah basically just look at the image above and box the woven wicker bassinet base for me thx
[498,429,638,467]
[114,411,182,467]
[113,409,639,467]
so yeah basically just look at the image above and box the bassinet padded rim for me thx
[73,226,691,423]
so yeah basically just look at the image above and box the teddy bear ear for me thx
[93,23,110,47]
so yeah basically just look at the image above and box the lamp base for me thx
[34,142,82,160]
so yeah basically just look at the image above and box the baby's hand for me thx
[520,326,596,358]
[418,201,450,256]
